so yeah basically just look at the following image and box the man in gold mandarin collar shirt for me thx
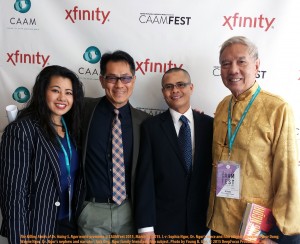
[207,36,300,244]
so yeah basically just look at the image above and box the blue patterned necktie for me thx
[178,115,192,173]
[112,109,126,205]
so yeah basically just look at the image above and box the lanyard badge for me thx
[216,86,261,200]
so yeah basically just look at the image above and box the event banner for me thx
[1,1,300,243]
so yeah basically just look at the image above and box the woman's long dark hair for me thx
[17,65,84,146]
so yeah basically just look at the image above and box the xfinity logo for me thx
[223,13,275,31]
[65,6,110,24]
[136,58,183,75]
[139,13,191,25]
[7,50,50,67]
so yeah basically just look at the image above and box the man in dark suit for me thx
[135,68,213,243]
[77,51,150,240]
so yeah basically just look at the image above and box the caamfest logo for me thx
[7,50,50,67]
[14,0,31,13]
[136,58,183,75]
[212,66,267,79]
[139,13,191,25]
[136,107,165,116]
[223,12,275,31]
[78,46,101,80]
[65,6,110,24]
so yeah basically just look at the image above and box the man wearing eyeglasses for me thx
[134,68,213,243]
[78,50,150,241]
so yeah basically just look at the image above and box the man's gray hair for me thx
[219,36,259,64]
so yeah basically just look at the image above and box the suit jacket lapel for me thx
[192,110,202,174]
[82,97,102,166]
[160,110,184,165]
[36,126,62,193]
[130,105,143,174]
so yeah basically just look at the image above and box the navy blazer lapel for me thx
[160,110,183,163]
[36,126,62,193]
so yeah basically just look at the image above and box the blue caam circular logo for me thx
[14,0,31,13]
[12,87,30,103]
[83,46,101,64]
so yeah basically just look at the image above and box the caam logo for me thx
[223,13,275,31]
[136,58,183,75]
[10,0,36,27]
[83,46,101,64]
[212,66,267,79]
[12,86,30,103]
[78,46,101,78]
[7,50,50,67]
[65,6,110,24]
[139,13,191,25]
[14,0,31,13]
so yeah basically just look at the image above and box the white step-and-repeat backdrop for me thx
[1,0,300,242]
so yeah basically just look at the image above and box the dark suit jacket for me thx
[135,110,213,235]
[0,117,83,244]
[81,96,150,203]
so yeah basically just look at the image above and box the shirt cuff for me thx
[138,227,154,233]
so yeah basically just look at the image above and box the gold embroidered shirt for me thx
[207,82,300,236]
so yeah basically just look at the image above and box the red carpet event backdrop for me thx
[1,0,300,140]
[1,1,300,243]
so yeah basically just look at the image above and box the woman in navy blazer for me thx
[0,65,84,244]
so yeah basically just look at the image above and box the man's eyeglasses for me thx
[162,82,191,91]
[103,76,133,84]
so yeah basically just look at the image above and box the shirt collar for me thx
[233,82,259,102]
[169,107,193,124]
[103,96,131,117]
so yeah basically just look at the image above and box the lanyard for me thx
[227,86,261,159]
[56,117,72,177]
[55,117,73,220]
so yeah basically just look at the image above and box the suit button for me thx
[55,201,60,207]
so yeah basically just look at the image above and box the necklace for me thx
[52,122,65,132]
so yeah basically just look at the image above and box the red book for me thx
[239,203,275,243]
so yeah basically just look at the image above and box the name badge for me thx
[216,161,241,199]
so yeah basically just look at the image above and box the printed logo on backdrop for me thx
[136,108,165,116]
[7,0,38,30]
[12,86,30,103]
[139,13,191,25]
[223,13,275,31]
[65,6,110,24]
[78,46,101,80]
[7,50,50,67]
[14,0,31,13]
[136,58,183,75]
[212,66,267,79]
